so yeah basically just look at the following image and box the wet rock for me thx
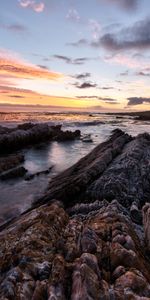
[35,129,131,206]
[0,153,24,174]
[53,129,80,141]
[0,123,81,153]
[24,166,53,181]
[0,166,27,180]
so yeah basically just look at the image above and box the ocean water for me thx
[0,111,150,225]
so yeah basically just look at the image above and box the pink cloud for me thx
[19,0,45,13]
[104,53,150,69]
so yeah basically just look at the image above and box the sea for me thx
[0,111,150,225]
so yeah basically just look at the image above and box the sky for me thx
[0,0,150,112]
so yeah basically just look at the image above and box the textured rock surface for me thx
[0,200,150,299]
[0,123,80,153]
[35,129,131,206]
[0,130,150,299]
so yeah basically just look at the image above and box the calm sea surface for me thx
[0,111,150,225]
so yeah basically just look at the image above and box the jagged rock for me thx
[53,129,80,141]
[34,130,150,210]
[35,129,131,206]
[0,123,81,153]
[0,200,150,299]
[0,131,150,299]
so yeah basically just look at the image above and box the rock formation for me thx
[0,123,81,154]
[0,129,150,299]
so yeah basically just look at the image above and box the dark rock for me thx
[143,203,150,253]
[53,129,80,141]
[34,129,131,206]
[130,202,142,224]
[24,166,53,181]
[0,123,81,153]
[0,166,27,180]
[0,153,24,174]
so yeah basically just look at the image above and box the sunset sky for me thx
[0,0,150,111]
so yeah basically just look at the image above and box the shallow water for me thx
[0,112,149,225]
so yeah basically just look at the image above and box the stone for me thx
[0,166,27,180]
[0,123,81,153]
[0,131,150,299]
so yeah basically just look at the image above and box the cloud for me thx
[0,21,27,33]
[9,95,25,98]
[99,97,117,102]
[53,55,89,65]
[88,105,102,110]
[73,73,91,79]
[19,0,45,13]
[0,85,40,95]
[104,53,150,69]
[88,19,101,40]
[93,18,150,51]
[66,8,80,22]
[74,82,97,89]
[101,0,138,11]
[136,71,150,77]
[37,64,49,70]
[120,70,129,76]
[0,49,63,81]
[67,39,88,47]
[127,97,150,106]
[76,95,117,102]
[100,86,114,90]
[76,95,99,99]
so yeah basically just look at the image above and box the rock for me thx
[24,166,53,181]
[0,131,150,299]
[0,166,27,180]
[0,200,150,299]
[34,129,131,207]
[143,203,150,252]
[0,153,24,174]
[0,123,81,153]
[54,129,80,141]
[130,202,142,224]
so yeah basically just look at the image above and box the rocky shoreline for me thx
[0,123,80,181]
[0,129,150,299]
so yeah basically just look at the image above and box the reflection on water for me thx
[0,112,150,226]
